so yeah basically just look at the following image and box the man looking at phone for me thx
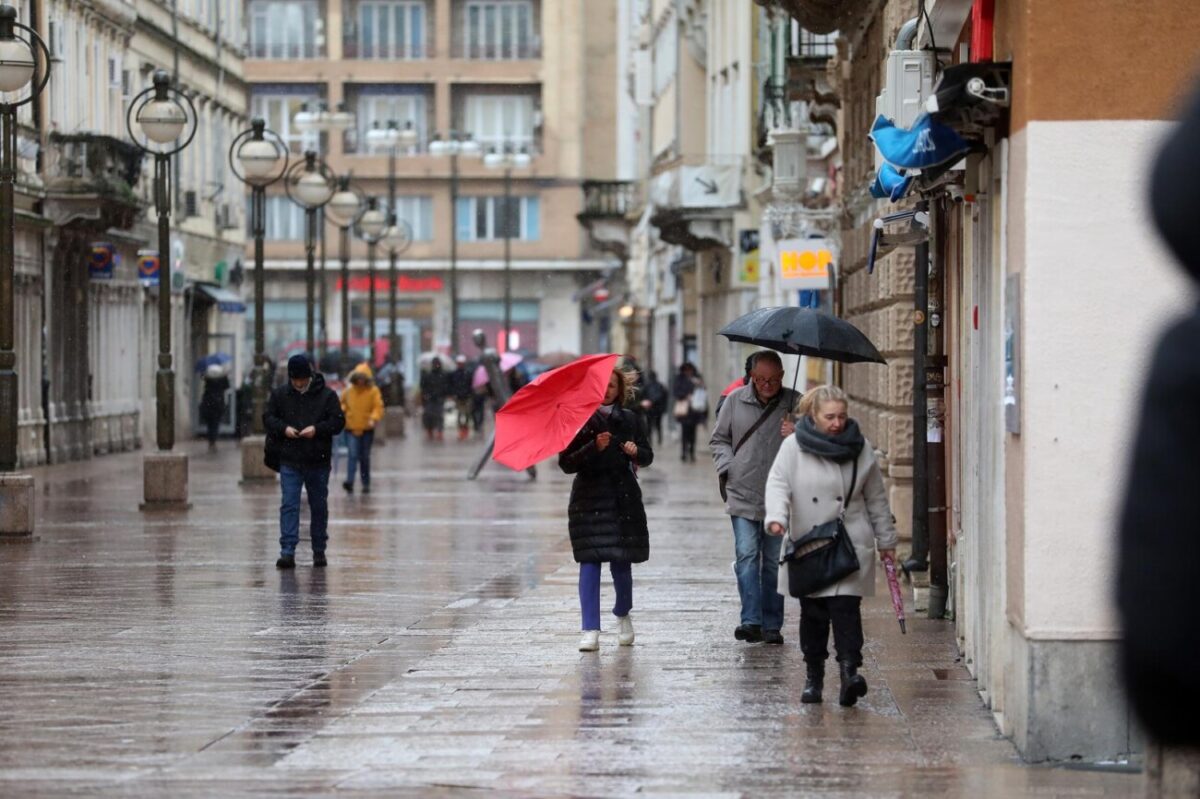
[264,354,346,569]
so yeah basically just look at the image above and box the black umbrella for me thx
[718,306,886,392]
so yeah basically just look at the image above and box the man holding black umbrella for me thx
[710,350,800,645]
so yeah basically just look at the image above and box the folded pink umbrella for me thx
[882,553,906,634]
[472,351,524,389]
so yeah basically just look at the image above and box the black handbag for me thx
[780,457,860,598]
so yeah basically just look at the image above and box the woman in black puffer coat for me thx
[560,365,654,652]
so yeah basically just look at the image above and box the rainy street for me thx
[0,435,1135,797]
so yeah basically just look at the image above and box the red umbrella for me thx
[882,553,907,634]
[492,353,620,471]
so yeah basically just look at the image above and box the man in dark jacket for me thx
[448,355,474,441]
[640,371,668,444]
[419,357,449,441]
[264,354,345,569]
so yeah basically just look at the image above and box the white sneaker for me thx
[617,614,635,646]
[578,630,600,651]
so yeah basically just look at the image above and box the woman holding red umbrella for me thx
[559,364,654,651]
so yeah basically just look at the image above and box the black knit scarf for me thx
[795,415,865,462]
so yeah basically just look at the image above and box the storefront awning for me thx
[870,113,971,172]
[870,163,915,202]
[194,283,246,314]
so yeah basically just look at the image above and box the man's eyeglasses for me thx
[752,376,782,387]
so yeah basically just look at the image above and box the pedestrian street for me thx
[0,434,1136,796]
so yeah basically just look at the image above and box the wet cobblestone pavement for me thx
[1,432,1137,796]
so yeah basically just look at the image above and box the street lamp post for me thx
[325,177,366,376]
[294,102,356,368]
[230,119,288,481]
[428,131,481,355]
[484,144,532,351]
[365,120,418,403]
[0,4,48,535]
[356,197,388,363]
[284,151,336,355]
[128,69,198,510]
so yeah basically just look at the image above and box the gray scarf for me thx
[795,415,865,463]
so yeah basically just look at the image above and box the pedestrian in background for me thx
[765,385,897,706]
[560,364,654,652]
[419,357,449,441]
[340,362,384,494]
[672,362,705,462]
[710,350,799,645]
[1117,79,1200,749]
[264,354,345,569]
[199,364,230,451]
[449,355,474,441]
[640,370,668,444]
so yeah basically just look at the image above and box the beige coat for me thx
[764,436,898,598]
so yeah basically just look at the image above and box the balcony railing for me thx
[46,133,143,196]
[248,41,324,59]
[455,39,541,60]
[342,38,434,59]
[580,181,638,218]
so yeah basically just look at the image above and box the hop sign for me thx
[778,239,836,290]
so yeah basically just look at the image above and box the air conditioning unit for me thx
[183,190,198,218]
[874,48,936,170]
[877,49,936,129]
[217,203,237,230]
[47,20,65,62]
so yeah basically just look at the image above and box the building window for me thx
[463,93,534,150]
[355,91,428,152]
[653,16,676,96]
[792,24,837,59]
[257,195,307,240]
[251,88,323,152]
[463,0,536,60]
[248,0,320,59]
[357,1,426,59]
[455,195,539,241]
[382,196,434,241]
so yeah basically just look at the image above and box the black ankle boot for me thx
[838,661,868,707]
[801,663,824,704]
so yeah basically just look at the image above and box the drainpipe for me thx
[896,17,919,50]
[905,199,930,575]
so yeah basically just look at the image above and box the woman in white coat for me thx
[765,385,898,706]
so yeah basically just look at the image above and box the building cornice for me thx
[133,14,248,101]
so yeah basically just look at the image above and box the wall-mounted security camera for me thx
[945,185,965,203]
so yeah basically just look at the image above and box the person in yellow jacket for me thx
[340,362,384,494]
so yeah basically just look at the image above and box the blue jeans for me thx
[345,430,374,488]
[279,465,330,556]
[579,562,633,631]
[731,516,785,631]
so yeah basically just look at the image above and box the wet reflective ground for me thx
[1,431,1136,796]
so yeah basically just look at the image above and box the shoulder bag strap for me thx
[732,395,782,456]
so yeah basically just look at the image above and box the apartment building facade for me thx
[244,0,619,379]
[9,0,247,468]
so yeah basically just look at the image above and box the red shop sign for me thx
[335,275,446,292]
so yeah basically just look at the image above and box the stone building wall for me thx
[836,0,917,539]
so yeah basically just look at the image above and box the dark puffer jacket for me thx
[559,407,654,563]
[263,373,345,469]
